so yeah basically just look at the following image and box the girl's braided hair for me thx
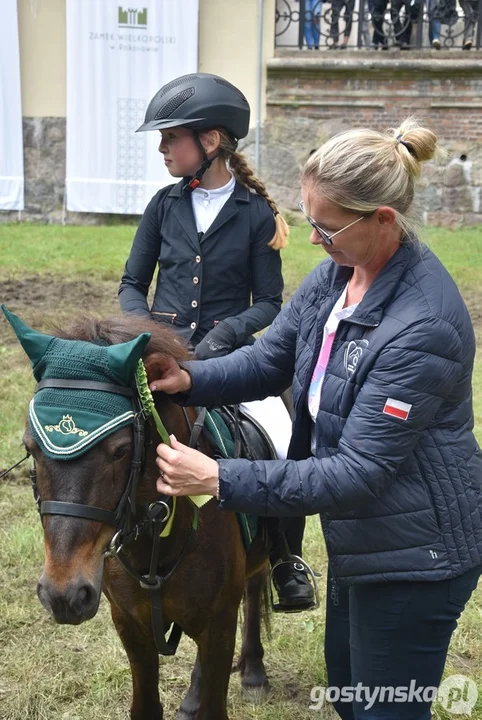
[217,130,289,250]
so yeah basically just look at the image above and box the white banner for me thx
[0,0,24,211]
[66,0,199,214]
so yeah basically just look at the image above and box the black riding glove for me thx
[194,321,237,360]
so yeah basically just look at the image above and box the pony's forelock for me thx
[48,313,190,363]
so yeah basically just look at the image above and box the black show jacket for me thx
[118,179,283,345]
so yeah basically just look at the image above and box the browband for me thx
[35,379,135,397]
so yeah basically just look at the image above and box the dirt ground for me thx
[0,275,121,345]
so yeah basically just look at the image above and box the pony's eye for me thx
[112,446,130,461]
[23,438,38,456]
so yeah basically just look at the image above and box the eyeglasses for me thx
[298,201,366,246]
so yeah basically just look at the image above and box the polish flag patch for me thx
[383,398,412,421]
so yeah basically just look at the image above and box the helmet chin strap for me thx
[182,130,216,194]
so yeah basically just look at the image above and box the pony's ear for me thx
[107,332,151,384]
[1,304,55,368]
[143,352,176,384]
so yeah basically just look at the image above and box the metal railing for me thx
[275,0,482,49]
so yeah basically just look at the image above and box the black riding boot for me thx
[268,517,315,611]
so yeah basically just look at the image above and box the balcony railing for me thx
[275,0,482,49]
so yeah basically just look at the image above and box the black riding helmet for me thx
[136,73,250,191]
[136,72,250,139]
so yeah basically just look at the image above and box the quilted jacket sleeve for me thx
[216,316,468,517]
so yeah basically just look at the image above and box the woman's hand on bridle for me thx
[156,435,219,498]
[149,356,192,394]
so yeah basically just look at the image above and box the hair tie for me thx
[396,134,416,157]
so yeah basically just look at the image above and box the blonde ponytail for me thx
[392,118,438,176]
[302,118,439,238]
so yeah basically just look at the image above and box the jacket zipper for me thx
[330,575,340,607]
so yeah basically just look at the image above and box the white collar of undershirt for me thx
[192,173,236,199]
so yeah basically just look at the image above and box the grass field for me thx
[0,222,481,720]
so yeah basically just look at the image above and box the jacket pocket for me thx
[465,446,482,490]
[411,452,444,535]
[152,312,177,325]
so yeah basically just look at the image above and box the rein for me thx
[0,454,30,479]
[7,369,202,657]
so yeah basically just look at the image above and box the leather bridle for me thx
[31,379,145,532]
[17,378,200,656]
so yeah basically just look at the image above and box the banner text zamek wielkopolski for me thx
[66,0,199,214]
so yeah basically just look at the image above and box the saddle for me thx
[208,405,278,462]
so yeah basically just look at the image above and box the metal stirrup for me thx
[270,555,321,614]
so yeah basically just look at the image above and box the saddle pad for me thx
[204,408,258,552]
[204,409,234,458]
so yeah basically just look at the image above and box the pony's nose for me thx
[37,574,100,624]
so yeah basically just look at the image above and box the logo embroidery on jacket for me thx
[344,340,369,377]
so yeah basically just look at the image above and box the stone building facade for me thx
[248,53,482,228]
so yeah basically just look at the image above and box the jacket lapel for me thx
[200,197,239,243]
[169,186,201,253]
[200,183,250,244]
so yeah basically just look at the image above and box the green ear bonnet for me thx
[2,306,151,459]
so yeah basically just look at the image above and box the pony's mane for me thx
[50,313,190,362]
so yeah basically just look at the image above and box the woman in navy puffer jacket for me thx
[152,119,482,720]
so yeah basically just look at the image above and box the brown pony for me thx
[23,314,270,720]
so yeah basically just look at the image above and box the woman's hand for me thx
[156,435,219,497]
[149,356,192,394]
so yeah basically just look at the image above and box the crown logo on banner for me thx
[118,7,148,29]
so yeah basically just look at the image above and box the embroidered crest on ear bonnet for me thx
[2,306,150,460]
